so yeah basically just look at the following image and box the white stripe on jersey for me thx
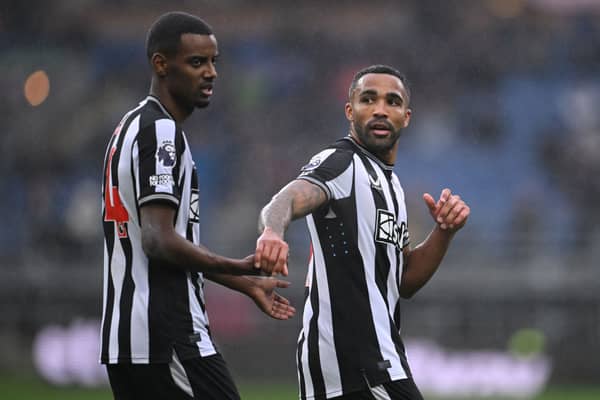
[354,156,407,382]
[324,163,354,200]
[120,115,141,224]
[186,272,216,357]
[153,119,178,195]
[107,225,126,361]
[370,384,393,400]
[100,241,110,361]
[169,350,194,397]
[129,232,149,362]
[368,158,402,334]
[306,214,342,397]
[298,252,315,398]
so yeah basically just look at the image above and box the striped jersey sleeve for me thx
[133,119,185,207]
[297,148,354,201]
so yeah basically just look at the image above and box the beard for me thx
[194,98,211,108]
[352,120,402,155]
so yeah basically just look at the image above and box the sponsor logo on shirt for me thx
[375,209,407,251]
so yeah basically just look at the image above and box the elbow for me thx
[141,231,160,259]
[399,287,417,299]
[141,229,170,261]
[399,278,420,299]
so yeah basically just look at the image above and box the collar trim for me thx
[344,136,395,170]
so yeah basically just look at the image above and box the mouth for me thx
[367,120,392,136]
[199,83,214,97]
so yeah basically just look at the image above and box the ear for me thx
[151,53,168,78]
[402,108,412,128]
[344,102,353,122]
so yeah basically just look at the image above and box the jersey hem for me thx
[302,373,410,400]
[100,349,219,365]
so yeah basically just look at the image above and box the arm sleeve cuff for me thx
[296,176,332,201]
[138,193,180,207]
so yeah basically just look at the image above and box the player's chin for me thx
[194,98,211,108]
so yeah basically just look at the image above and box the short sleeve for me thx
[134,119,185,207]
[297,148,354,201]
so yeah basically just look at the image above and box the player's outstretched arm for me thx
[140,203,260,275]
[205,273,296,320]
[256,179,328,276]
[400,188,470,298]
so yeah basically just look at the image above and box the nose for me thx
[372,99,388,118]
[204,62,217,80]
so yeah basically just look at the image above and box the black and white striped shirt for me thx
[296,137,412,399]
[100,96,215,364]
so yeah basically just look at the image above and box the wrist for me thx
[262,225,284,239]
[434,224,456,239]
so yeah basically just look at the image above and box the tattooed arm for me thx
[255,179,328,276]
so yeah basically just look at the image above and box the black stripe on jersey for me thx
[101,219,116,363]
[373,164,413,378]
[380,174,412,375]
[102,133,119,199]
[307,261,326,398]
[297,331,307,400]
[173,124,185,190]
[148,261,197,362]
[191,274,206,313]
[360,154,412,378]
[117,236,135,361]
[357,153,392,314]
[314,197,380,393]
[136,124,159,203]
[384,177,403,331]
[148,258,172,363]
[357,155,400,381]
[177,169,187,230]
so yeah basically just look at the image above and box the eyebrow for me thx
[184,54,219,62]
[359,89,378,96]
[359,89,405,102]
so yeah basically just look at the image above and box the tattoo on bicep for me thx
[292,183,327,218]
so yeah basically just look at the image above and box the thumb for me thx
[276,280,291,288]
[423,193,436,212]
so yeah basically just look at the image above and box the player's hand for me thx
[248,277,296,320]
[423,188,470,233]
[255,227,289,276]
[236,254,262,276]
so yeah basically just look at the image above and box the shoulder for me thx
[300,139,355,175]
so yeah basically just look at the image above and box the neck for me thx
[149,78,192,123]
[349,128,398,165]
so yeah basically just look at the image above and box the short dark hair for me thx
[146,12,213,60]
[348,64,411,103]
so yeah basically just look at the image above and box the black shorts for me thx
[106,352,240,400]
[330,378,424,400]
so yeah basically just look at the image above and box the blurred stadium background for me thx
[1,0,599,398]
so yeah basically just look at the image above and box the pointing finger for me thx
[423,193,436,213]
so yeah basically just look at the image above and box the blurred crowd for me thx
[2,0,600,383]
[3,0,600,265]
